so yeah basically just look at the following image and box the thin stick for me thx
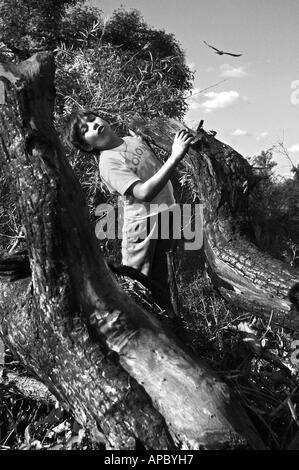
[166,250,180,317]
[8,228,25,253]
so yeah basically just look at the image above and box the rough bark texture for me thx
[130,118,299,331]
[0,54,266,449]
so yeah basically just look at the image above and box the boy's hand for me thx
[170,129,194,163]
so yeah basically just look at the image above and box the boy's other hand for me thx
[170,129,194,163]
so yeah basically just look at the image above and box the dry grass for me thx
[0,349,103,450]
[178,272,299,449]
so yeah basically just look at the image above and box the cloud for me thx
[189,100,201,111]
[220,64,248,78]
[287,143,299,153]
[205,66,215,73]
[194,90,240,112]
[186,87,201,110]
[232,129,248,136]
[256,131,268,141]
[187,62,196,72]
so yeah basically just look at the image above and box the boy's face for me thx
[79,115,115,150]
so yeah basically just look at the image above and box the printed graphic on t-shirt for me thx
[120,141,158,178]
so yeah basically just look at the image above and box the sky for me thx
[90,0,299,177]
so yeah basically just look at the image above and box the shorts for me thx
[121,211,177,291]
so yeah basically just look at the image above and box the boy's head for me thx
[63,110,115,152]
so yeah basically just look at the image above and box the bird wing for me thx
[203,40,222,53]
[204,41,242,57]
[224,52,242,57]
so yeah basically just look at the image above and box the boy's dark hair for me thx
[63,109,102,152]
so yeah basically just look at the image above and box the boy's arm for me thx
[126,129,193,202]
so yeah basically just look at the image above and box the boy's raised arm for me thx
[125,129,193,202]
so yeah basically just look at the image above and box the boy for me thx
[64,110,193,301]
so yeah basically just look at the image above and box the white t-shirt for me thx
[99,136,176,221]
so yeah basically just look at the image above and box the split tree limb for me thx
[129,117,299,331]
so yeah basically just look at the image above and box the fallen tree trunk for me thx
[130,118,299,330]
[0,53,266,449]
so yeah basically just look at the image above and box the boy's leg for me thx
[150,237,177,300]
[121,212,178,307]
[121,217,157,276]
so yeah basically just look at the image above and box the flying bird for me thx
[203,40,242,57]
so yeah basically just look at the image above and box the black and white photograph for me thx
[0,0,298,456]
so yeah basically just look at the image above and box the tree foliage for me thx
[0,0,83,57]
[102,8,192,94]
[0,2,193,102]
[248,149,299,267]
[0,1,193,123]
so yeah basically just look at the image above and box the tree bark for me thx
[130,118,299,331]
[0,53,267,450]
